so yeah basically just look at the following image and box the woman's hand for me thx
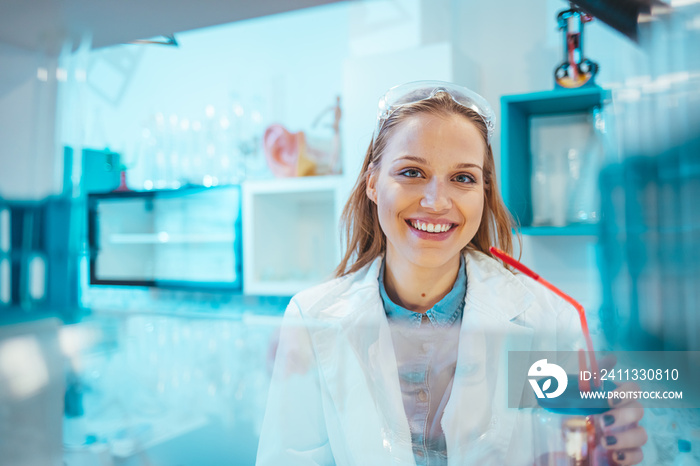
[600,382,647,465]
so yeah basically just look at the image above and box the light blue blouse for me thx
[378,256,467,466]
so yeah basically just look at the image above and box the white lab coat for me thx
[256,249,582,466]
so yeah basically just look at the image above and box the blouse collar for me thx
[378,255,467,328]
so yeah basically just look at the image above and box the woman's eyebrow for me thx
[393,156,483,172]
[455,162,483,171]
[393,155,429,165]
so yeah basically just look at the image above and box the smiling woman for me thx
[256,82,648,466]
[336,82,515,280]
[365,112,488,312]
[368,113,486,267]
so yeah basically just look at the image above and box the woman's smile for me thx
[405,218,458,241]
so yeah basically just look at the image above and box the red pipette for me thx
[490,246,600,388]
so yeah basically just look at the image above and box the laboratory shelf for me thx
[500,87,609,115]
[107,233,235,244]
[242,174,344,194]
[518,225,599,236]
[0,197,77,315]
[242,175,344,296]
[245,280,333,298]
[500,87,611,235]
[88,185,242,290]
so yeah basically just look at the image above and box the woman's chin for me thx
[403,251,463,270]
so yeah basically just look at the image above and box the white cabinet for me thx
[242,176,344,296]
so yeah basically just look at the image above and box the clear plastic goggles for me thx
[374,80,495,144]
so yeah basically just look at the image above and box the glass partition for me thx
[88,186,242,289]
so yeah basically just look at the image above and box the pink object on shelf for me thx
[263,124,302,178]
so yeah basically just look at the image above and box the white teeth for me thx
[410,220,453,233]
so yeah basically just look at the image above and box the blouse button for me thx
[417,390,428,402]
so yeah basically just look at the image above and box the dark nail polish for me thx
[606,436,618,446]
[604,414,615,426]
[616,451,626,461]
[613,397,624,406]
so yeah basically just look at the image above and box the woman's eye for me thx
[400,169,422,178]
[453,173,475,184]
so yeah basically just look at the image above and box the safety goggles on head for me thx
[374,80,495,145]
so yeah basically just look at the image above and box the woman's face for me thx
[367,112,486,270]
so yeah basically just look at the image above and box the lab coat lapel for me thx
[443,251,536,465]
[310,257,415,465]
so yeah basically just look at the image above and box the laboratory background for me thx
[0,0,699,464]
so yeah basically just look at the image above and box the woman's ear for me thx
[366,163,378,204]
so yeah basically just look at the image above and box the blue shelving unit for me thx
[519,225,599,236]
[500,87,611,234]
[0,197,80,324]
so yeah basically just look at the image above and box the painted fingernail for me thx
[613,397,624,406]
[616,451,625,461]
[603,414,615,426]
[606,436,618,446]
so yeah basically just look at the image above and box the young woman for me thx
[256,81,646,465]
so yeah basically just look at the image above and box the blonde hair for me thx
[335,92,519,277]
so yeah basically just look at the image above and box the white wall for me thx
[0,43,61,200]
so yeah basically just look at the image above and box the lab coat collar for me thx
[337,249,536,326]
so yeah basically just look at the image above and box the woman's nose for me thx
[420,178,451,212]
